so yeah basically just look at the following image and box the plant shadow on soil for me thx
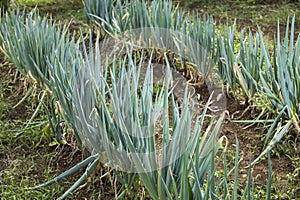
[0,0,299,199]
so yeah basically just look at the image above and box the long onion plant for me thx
[244,16,300,164]
[0,8,70,85]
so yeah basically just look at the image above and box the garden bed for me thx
[0,0,299,199]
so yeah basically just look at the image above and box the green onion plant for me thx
[84,0,218,78]
[0,8,76,142]
[217,22,239,92]
[0,8,70,85]
[245,16,299,164]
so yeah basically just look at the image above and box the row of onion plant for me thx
[83,0,218,77]
[0,8,78,142]
[83,0,298,195]
[216,16,299,163]
[83,0,300,162]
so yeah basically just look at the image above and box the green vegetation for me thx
[0,0,299,199]
[180,0,300,30]
[15,0,85,21]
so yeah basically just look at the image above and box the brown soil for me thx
[222,100,299,196]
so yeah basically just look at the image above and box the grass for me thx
[0,126,101,199]
[0,54,66,198]
[0,128,64,199]
[14,0,85,21]
[179,0,300,35]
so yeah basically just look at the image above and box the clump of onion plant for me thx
[0,8,70,85]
